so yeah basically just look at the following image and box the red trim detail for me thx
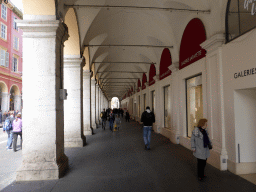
[159,48,172,80]
[142,73,147,90]
[149,64,156,86]
[137,79,141,92]
[179,18,207,70]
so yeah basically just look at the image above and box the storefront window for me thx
[152,91,155,113]
[186,75,203,137]
[164,86,169,128]
[144,94,146,111]
[138,95,140,116]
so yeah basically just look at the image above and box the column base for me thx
[84,130,92,135]
[16,153,69,181]
[91,123,97,129]
[65,136,86,148]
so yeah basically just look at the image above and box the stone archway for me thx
[0,81,8,113]
[9,84,21,112]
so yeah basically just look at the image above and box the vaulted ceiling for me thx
[61,0,228,100]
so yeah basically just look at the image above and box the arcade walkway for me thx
[1,118,256,192]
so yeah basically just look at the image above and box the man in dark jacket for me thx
[101,109,107,130]
[141,106,155,150]
[109,110,115,132]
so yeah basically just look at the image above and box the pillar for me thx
[83,70,92,135]
[153,75,162,133]
[14,95,22,111]
[64,55,86,147]
[91,79,96,129]
[1,92,9,113]
[16,15,69,181]
[201,33,227,170]
[95,84,99,125]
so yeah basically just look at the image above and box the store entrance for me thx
[234,88,256,165]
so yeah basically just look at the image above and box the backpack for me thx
[4,118,12,131]
[100,112,103,118]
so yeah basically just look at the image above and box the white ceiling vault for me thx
[61,0,228,100]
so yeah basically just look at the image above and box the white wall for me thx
[234,89,256,163]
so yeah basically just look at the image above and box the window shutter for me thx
[5,51,8,67]
[12,57,14,71]
[1,50,5,66]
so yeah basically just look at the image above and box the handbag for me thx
[208,143,213,150]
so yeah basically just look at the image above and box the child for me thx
[115,115,121,131]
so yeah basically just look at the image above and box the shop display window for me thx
[152,90,155,113]
[138,95,140,116]
[186,75,203,137]
[164,86,169,128]
[144,94,146,111]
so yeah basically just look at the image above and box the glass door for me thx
[186,75,203,137]
[164,86,169,128]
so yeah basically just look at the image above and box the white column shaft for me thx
[91,80,96,129]
[16,15,69,181]
[83,71,92,135]
[64,55,86,147]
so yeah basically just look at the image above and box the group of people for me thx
[0,110,20,124]
[102,106,212,182]
[101,108,121,132]
[2,112,22,152]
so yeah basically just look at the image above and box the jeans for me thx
[102,119,106,130]
[109,120,114,131]
[143,126,152,149]
[13,132,22,152]
[6,130,13,149]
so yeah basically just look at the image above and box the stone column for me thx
[14,95,22,111]
[201,33,227,170]
[16,15,69,181]
[95,84,99,126]
[1,92,9,113]
[83,70,92,135]
[91,79,96,129]
[153,75,162,133]
[64,55,86,147]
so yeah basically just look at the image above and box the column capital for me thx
[168,62,179,73]
[153,75,160,82]
[16,15,69,41]
[64,55,83,68]
[91,79,97,84]
[83,70,91,78]
[200,33,225,54]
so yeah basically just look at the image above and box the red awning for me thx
[149,64,156,86]
[142,73,147,90]
[137,79,141,92]
[159,48,172,80]
[179,18,206,70]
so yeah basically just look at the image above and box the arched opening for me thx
[9,85,20,111]
[111,97,119,109]
[0,82,8,111]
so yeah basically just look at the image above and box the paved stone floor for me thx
[1,118,256,192]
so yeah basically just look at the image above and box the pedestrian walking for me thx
[3,115,13,150]
[109,110,115,132]
[101,108,107,130]
[141,106,155,150]
[125,110,130,122]
[0,110,2,124]
[115,115,121,131]
[12,113,22,152]
[191,118,212,182]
